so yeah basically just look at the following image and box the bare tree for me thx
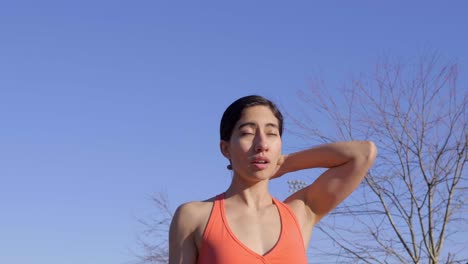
[135,192,173,264]
[289,55,468,263]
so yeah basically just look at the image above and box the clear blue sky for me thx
[1,1,467,264]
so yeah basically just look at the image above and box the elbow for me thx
[362,140,377,165]
[368,140,378,159]
[351,140,377,165]
[349,141,376,180]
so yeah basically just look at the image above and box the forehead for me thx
[237,105,279,125]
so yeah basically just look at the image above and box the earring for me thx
[227,164,232,170]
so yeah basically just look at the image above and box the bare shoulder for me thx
[284,188,314,222]
[170,196,217,248]
[174,199,213,219]
[171,197,215,233]
[284,188,315,245]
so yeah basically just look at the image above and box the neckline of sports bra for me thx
[218,192,284,259]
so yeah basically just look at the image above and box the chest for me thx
[195,198,309,264]
[224,205,282,256]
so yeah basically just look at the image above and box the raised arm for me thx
[169,203,198,264]
[282,141,377,225]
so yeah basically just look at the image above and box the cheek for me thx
[230,138,252,156]
[271,138,282,152]
[271,141,282,161]
[235,137,254,151]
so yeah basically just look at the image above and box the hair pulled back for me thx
[220,95,283,141]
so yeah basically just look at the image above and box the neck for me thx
[225,174,272,209]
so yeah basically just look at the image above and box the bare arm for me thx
[282,141,377,224]
[169,203,198,264]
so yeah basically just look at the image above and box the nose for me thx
[255,136,269,152]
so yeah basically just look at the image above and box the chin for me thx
[250,170,273,180]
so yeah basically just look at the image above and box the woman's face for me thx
[221,105,282,181]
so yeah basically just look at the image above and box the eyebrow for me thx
[238,122,279,130]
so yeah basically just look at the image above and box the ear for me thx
[219,140,231,159]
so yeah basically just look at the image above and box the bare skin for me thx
[169,105,377,264]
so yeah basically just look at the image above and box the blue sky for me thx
[1,1,467,264]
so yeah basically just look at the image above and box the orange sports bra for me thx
[197,193,308,264]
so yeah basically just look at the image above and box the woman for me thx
[169,95,377,263]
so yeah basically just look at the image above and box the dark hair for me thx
[220,95,284,141]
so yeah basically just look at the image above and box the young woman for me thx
[169,95,377,263]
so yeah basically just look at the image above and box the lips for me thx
[250,156,270,170]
